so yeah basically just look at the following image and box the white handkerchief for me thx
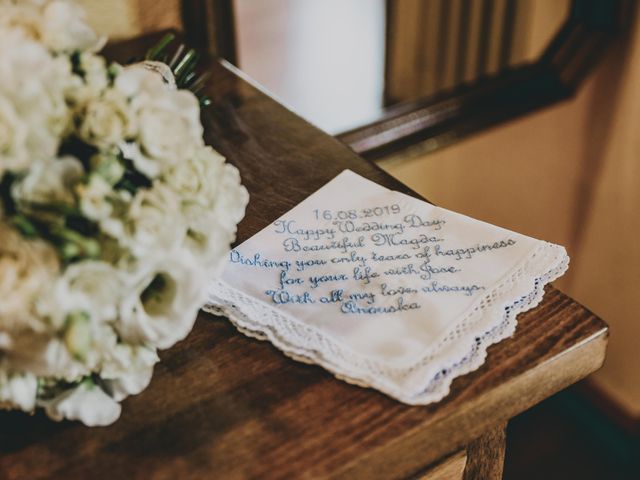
[206,170,569,404]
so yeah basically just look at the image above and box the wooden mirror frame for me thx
[337,0,632,161]
[182,0,237,64]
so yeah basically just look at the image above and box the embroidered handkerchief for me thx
[205,170,569,404]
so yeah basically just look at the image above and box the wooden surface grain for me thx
[415,450,467,480]
[463,424,507,480]
[0,35,608,480]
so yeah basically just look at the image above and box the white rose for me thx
[0,29,72,162]
[39,0,103,53]
[160,146,247,266]
[11,157,83,217]
[183,161,248,267]
[163,145,224,207]
[117,255,207,349]
[114,67,168,178]
[115,66,203,177]
[0,94,29,173]
[0,1,41,38]
[42,380,121,426]
[0,223,60,333]
[163,147,224,263]
[46,261,122,326]
[0,1,101,53]
[78,89,135,148]
[33,261,125,370]
[181,204,241,270]
[211,162,249,231]
[137,89,203,165]
[121,183,186,257]
[0,371,38,412]
[115,63,166,99]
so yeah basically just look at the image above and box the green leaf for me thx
[12,214,38,238]
[50,225,101,262]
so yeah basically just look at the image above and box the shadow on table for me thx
[504,387,637,480]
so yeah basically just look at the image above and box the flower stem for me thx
[145,32,175,61]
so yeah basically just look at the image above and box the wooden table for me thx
[0,34,608,480]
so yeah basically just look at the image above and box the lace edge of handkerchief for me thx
[204,242,569,405]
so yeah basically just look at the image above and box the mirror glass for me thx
[235,0,570,135]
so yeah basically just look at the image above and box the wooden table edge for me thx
[334,324,608,479]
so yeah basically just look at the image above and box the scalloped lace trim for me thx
[205,242,569,404]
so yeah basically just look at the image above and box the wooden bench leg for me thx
[463,423,507,480]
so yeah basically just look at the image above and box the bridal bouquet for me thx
[0,0,248,425]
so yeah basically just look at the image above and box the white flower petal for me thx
[11,156,84,214]
[100,343,159,401]
[0,223,60,332]
[40,0,101,53]
[118,255,207,349]
[0,371,38,412]
[43,382,121,426]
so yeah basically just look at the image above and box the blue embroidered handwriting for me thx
[414,246,432,260]
[313,204,401,221]
[265,289,315,304]
[280,270,304,289]
[404,214,446,230]
[418,261,460,280]
[309,273,349,289]
[384,263,420,276]
[341,296,420,314]
[283,236,365,254]
[273,219,336,240]
[333,220,405,235]
[348,291,376,305]
[314,209,357,221]
[353,266,379,285]
[320,289,344,303]
[421,281,485,296]
[330,251,367,267]
[230,250,291,271]
[360,204,401,218]
[295,258,328,272]
[371,251,412,262]
[434,239,516,260]
[380,283,418,296]
[371,233,442,250]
